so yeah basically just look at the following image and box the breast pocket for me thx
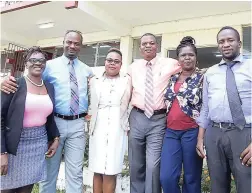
[236,73,251,91]
[207,73,226,91]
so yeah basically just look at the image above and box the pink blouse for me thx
[23,93,53,128]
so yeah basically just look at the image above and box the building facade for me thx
[1,1,251,77]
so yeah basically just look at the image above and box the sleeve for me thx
[46,84,60,141]
[88,66,94,78]
[1,91,14,153]
[87,77,93,116]
[127,64,132,77]
[42,62,50,81]
[165,58,181,75]
[196,74,210,129]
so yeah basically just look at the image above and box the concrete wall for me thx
[35,11,251,71]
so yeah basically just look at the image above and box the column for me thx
[119,36,133,73]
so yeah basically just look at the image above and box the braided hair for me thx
[176,36,197,57]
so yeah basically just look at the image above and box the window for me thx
[168,47,221,69]
[44,41,120,67]
[132,36,162,61]
[242,26,251,59]
[96,42,120,67]
[78,44,96,67]
[79,41,120,67]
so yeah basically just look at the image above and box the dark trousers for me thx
[205,124,251,193]
[128,108,166,193]
[160,128,203,193]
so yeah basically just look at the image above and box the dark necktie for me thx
[68,60,79,115]
[226,62,246,130]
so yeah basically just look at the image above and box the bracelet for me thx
[54,137,60,141]
[1,152,7,155]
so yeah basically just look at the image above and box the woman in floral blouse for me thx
[160,36,206,193]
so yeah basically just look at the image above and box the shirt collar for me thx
[100,71,120,81]
[61,54,78,65]
[172,67,204,82]
[144,55,158,66]
[218,54,243,66]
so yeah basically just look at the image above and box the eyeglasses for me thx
[28,58,46,64]
[105,58,121,65]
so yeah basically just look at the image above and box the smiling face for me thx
[105,51,122,77]
[178,46,197,72]
[63,31,82,60]
[26,52,46,77]
[139,35,158,61]
[217,29,241,61]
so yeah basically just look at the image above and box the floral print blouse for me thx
[164,68,206,120]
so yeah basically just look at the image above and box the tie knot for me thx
[69,60,74,65]
[226,61,236,68]
[147,62,152,66]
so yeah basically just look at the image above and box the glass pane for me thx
[132,36,162,61]
[168,47,221,69]
[242,26,251,59]
[96,42,120,67]
[55,47,63,58]
[79,44,97,67]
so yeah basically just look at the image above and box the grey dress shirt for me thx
[196,54,252,129]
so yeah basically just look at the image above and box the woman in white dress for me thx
[88,48,132,193]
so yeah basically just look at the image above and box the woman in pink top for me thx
[1,47,60,193]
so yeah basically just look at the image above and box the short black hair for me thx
[64,30,83,44]
[140,33,157,44]
[216,26,240,41]
[23,46,48,62]
[176,36,197,57]
[107,48,122,58]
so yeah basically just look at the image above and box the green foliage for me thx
[32,184,65,193]
[179,167,236,193]
[83,133,89,168]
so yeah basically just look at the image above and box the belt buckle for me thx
[227,123,232,129]
[73,114,79,120]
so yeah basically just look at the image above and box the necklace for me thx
[25,76,44,87]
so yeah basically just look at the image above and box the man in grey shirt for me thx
[196,26,251,193]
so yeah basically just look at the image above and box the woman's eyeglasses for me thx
[105,58,121,65]
[28,58,46,64]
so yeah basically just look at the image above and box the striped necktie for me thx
[68,60,79,115]
[226,61,246,130]
[144,62,154,118]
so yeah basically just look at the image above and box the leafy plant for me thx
[32,184,65,193]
